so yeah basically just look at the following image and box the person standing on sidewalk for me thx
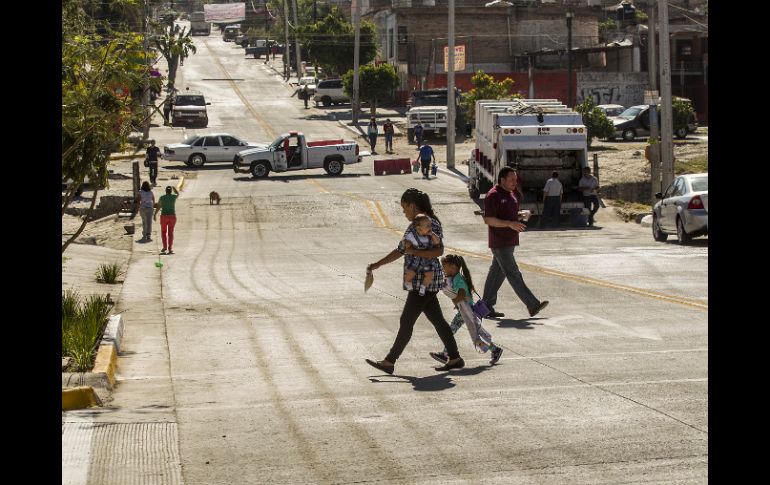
[540,171,563,228]
[154,186,179,254]
[481,167,549,319]
[163,95,173,126]
[301,84,309,109]
[414,121,424,147]
[383,119,394,153]
[578,166,600,226]
[416,143,435,179]
[136,181,155,243]
[145,140,162,186]
[367,118,378,154]
[365,188,464,375]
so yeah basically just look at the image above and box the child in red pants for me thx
[154,186,179,254]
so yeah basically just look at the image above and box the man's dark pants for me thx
[420,159,431,178]
[584,195,600,225]
[542,196,561,227]
[148,162,158,185]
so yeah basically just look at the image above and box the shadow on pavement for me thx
[368,365,492,391]
[494,318,545,329]
[163,163,233,171]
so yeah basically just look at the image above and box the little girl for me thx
[432,254,503,365]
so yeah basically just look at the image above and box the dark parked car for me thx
[652,173,708,244]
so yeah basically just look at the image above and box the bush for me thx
[62,293,113,372]
[574,98,615,148]
[671,98,695,135]
[96,262,125,284]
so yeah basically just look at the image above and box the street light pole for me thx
[658,0,675,190]
[292,0,302,81]
[566,9,574,108]
[283,0,291,81]
[352,0,361,125]
[142,0,151,141]
[446,0,455,169]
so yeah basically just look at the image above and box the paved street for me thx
[62,27,708,485]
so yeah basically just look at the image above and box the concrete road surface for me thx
[62,28,707,485]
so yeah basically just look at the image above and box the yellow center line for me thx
[204,39,276,139]
[307,178,329,194]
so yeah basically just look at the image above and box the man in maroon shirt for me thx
[481,166,549,318]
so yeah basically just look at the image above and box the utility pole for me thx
[352,0,362,125]
[292,0,302,81]
[142,0,151,140]
[658,0,675,191]
[313,0,317,23]
[283,0,291,81]
[566,8,574,108]
[446,0,455,169]
[647,2,660,203]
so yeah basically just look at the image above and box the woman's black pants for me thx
[386,291,460,363]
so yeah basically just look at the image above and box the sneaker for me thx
[487,310,505,318]
[528,300,549,317]
[365,359,394,375]
[490,347,503,365]
[429,351,448,364]
[146,237,152,242]
[168,249,174,255]
[435,357,465,372]
[160,248,167,254]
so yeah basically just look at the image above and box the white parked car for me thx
[652,173,708,244]
[297,76,318,96]
[313,79,350,107]
[163,133,267,167]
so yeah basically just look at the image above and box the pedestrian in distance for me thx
[579,166,600,227]
[413,121,424,147]
[145,140,162,186]
[540,171,563,228]
[367,118,378,154]
[416,143,435,179]
[431,254,504,365]
[300,84,310,109]
[136,181,155,243]
[383,119,395,154]
[154,186,179,254]
[365,188,465,375]
[480,166,549,319]
[163,95,174,126]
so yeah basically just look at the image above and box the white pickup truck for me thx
[233,132,367,178]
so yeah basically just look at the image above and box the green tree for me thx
[153,25,196,91]
[342,64,400,117]
[574,97,615,148]
[460,70,519,122]
[62,0,153,253]
[671,97,695,138]
[300,10,377,76]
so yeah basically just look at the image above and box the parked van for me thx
[223,25,241,42]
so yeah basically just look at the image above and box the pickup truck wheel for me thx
[622,129,636,142]
[189,154,206,167]
[321,96,332,107]
[652,215,668,242]
[407,129,414,143]
[251,161,270,178]
[324,158,344,176]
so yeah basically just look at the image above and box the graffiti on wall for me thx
[576,73,648,108]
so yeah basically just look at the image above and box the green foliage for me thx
[460,70,519,121]
[574,98,615,148]
[96,262,125,284]
[598,18,617,33]
[62,289,80,319]
[675,155,708,175]
[300,10,377,76]
[636,9,648,22]
[62,293,113,373]
[152,25,197,90]
[342,64,400,115]
[671,98,695,134]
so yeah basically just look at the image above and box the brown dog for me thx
[209,191,221,205]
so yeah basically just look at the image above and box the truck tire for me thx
[652,215,668,242]
[189,153,206,167]
[324,158,344,176]
[407,129,414,144]
[622,129,636,142]
[250,161,271,178]
[321,96,332,107]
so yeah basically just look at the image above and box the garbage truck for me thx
[468,99,589,221]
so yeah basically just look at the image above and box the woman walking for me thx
[137,181,155,243]
[365,188,464,374]
[367,118,378,154]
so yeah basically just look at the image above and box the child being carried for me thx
[402,214,441,296]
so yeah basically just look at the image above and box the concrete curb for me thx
[61,313,124,408]
[62,386,102,411]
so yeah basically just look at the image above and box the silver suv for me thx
[313,79,350,107]
[172,91,210,128]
